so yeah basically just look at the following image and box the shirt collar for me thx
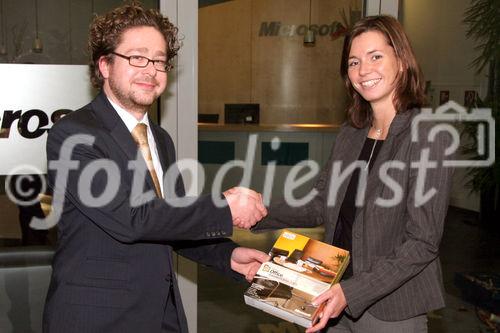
[107,97,150,133]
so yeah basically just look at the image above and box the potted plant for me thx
[462,0,500,227]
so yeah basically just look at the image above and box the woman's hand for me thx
[305,283,347,333]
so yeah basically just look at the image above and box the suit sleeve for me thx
[47,118,233,244]
[252,127,348,233]
[173,239,244,281]
[252,166,329,232]
[340,125,454,318]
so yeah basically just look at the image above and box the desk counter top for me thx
[198,123,341,133]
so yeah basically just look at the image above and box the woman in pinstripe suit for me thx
[256,15,453,333]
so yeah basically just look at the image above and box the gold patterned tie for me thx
[131,123,162,198]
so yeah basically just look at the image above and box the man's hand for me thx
[306,284,347,333]
[223,187,267,229]
[230,247,270,282]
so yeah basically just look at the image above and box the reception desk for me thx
[198,123,340,200]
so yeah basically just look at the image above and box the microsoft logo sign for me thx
[258,21,346,38]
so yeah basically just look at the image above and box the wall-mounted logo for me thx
[0,64,92,175]
[0,109,72,139]
[259,21,347,39]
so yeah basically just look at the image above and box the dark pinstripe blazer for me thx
[255,108,453,321]
[43,92,239,333]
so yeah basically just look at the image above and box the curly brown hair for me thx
[340,15,426,128]
[88,1,180,89]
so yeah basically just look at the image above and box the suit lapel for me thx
[339,126,369,170]
[150,123,172,173]
[362,132,394,205]
[326,126,368,212]
[354,109,416,221]
[90,92,158,194]
[150,123,174,196]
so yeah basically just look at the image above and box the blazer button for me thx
[206,232,211,237]
[211,231,217,237]
[221,231,226,236]
[353,231,361,239]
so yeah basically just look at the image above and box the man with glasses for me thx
[42,2,268,332]
[111,51,169,72]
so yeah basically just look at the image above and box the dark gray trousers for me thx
[161,285,181,333]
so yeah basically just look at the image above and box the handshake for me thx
[223,187,267,229]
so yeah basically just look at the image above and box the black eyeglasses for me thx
[111,52,168,72]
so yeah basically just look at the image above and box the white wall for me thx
[402,0,484,211]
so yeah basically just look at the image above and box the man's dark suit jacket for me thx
[43,92,238,332]
[255,108,453,321]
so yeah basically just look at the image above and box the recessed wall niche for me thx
[199,0,362,125]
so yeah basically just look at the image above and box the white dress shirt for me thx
[108,98,164,197]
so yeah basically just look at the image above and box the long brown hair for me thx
[88,1,180,89]
[340,15,425,128]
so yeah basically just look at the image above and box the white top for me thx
[108,98,164,197]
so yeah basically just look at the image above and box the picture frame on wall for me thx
[439,90,450,105]
[464,90,477,108]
